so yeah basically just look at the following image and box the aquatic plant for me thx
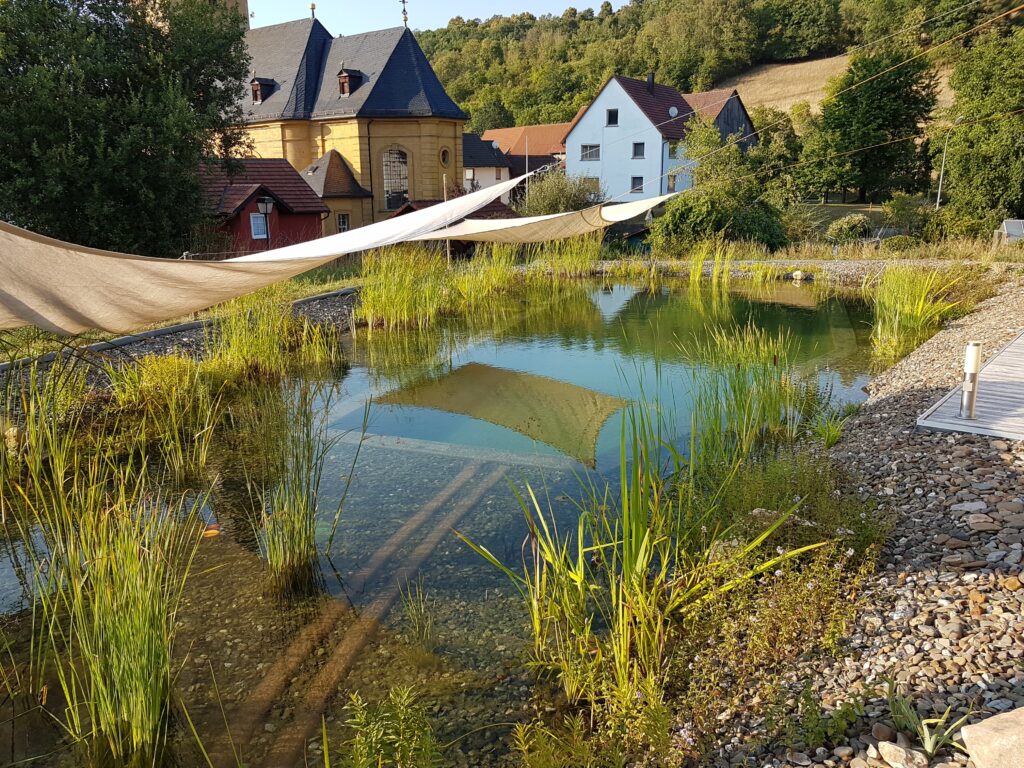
[868,266,986,365]
[459,404,820,756]
[341,686,442,768]
[399,576,437,653]
[356,246,448,331]
[451,243,519,309]
[809,410,849,449]
[254,382,340,595]
[528,233,603,279]
[20,457,202,765]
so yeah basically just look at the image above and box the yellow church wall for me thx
[244,116,464,226]
[320,198,372,236]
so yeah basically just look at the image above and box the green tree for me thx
[0,0,250,257]
[653,118,787,250]
[516,171,606,217]
[467,97,514,133]
[747,106,804,206]
[940,27,1024,227]
[819,47,936,200]
[755,0,843,60]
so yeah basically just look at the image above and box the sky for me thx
[248,0,626,35]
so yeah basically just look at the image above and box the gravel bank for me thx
[744,276,1024,768]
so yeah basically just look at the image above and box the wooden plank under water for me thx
[917,330,1024,440]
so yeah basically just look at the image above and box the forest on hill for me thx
[417,0,1016,132]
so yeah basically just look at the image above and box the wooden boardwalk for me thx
[917,330,1024,440]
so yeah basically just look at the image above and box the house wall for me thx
[320,198,372,236]
[565,79,666,200]
[464,164,511,203]
[224,198,323,253]
[245,116,464,224]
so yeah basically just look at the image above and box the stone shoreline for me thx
[748,276,1024,768]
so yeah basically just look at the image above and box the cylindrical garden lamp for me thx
[959,341,982,419]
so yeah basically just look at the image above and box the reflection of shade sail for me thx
[378,363,627,467]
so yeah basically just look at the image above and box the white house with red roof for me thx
[564,74,756,201]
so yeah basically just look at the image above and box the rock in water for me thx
[962,707,1024,768]
[877,741,928,768]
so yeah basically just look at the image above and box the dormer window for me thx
[337,66,363,97]
[250,77,275,104]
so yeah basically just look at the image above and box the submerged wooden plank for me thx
[917,330,1024,440]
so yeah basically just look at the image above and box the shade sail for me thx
[414,192,677,243]
[0,176,526,335]
[377,362,627,467]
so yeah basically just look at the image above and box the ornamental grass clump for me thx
[868,266,966,365]
[18,456,202,766]
[253,382,342,596]
[356,246,448,331]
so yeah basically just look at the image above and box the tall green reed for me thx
[356,246,448,331]
[18,455,203,765]
[868,266,964,365]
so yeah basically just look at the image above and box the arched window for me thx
[383,149,409,210]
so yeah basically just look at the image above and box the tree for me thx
[467,97,514,133]
[747,106,803,206]
[516,171,605,217]
[0,0,250,257]
[940,27,1024,227]
[755,0,842,60]
[652,118,787,250]
[818,47,936,201]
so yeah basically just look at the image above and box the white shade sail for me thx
[0,176,526,335]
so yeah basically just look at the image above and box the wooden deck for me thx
[917,330,1024,440]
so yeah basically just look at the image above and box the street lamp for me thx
[257,196,274,249]
[935,115,966,211]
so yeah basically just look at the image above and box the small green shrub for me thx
[881,193,932,237]
[826,214,872,243]
[341,686,441,768]
[780,205,824,243]
[880,235,921,253]
[516,171,606,217]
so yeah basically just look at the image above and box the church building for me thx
[239,11,467,233]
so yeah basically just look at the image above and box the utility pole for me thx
[936,115,966,211]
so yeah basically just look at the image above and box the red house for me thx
[200,159,328,253]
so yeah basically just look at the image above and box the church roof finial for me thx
[310,3,316,19]
[400,0,408,27]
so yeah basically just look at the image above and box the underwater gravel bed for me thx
[732,277,1024,768]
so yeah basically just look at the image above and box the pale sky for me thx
[248,1,626,35]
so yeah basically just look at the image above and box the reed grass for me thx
[526,234,603,279]
[356,246,448,331]
[868,266,966,365]
[399,576,437,653]
[18,454,202,765]
[253,382,340,595]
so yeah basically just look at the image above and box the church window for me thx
[383,149,409,210]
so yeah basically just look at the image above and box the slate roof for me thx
[565,76,744,142]
[300,150,372,198]
[200,159,329,216]
[243,19,466,123]
[463,134,512,169]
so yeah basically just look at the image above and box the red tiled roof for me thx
[200,158,329,216]
[683,88,739,121]
[483,123,571,157]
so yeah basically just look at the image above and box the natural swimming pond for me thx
[0,279,875,766]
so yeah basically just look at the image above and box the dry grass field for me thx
[719,54,954,113]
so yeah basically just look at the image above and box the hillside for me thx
[718,54,955,113]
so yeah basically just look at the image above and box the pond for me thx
[0,279,875,767]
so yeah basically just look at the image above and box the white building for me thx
[564,75,755,201]
[462,133,513,203]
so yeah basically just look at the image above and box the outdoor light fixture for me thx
[257,196,274,249]
[959,341,982,419]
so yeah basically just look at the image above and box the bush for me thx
[880,234,921,253]
[825,214,872,243]
[649,192,787,254]
[780,205,823,243]
[881,192,932,236]
[515,171,605,216]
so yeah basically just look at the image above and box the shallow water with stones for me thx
[0,279,875,767]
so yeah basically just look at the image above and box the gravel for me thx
[736,276,1024,768]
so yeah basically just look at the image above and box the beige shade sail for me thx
[0,176,527,335]
[414,192,677,243]
[377,362,628,467]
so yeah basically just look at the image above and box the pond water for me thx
[0,280,875,767]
